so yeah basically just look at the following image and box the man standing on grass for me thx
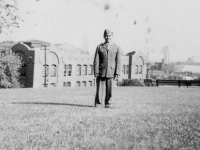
[93,29,121,108]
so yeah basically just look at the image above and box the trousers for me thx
[95,76,113,105]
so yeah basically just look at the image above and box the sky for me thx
[1,0,200,62]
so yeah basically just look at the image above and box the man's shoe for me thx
[105,104,113,109]
[95,103,102,108]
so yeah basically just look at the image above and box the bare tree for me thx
[0,0,23,88]
[0,0,22,34]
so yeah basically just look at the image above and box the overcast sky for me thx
[1,0,200,62]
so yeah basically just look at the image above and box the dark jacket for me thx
[93,43,121,78]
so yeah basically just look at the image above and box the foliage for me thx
[118,79,145,86]
[0,87,200,149]
[0,51,23,88]
[0,0,22,34]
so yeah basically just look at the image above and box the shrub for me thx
[0,51,23,88]
[118,79,145,86]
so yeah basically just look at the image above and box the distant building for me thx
[0,41,16,52]
[162,46,170,64]
[146,59,166,79]
[11,40,147,88]
[172,72,199,80]
[147,52,164,63]
[175,62,200,74]
[147,46,170,65]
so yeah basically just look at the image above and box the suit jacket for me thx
[93,43,121,78]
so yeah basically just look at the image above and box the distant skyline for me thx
[1,0,200,62]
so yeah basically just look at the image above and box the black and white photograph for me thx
[1,0,200,149]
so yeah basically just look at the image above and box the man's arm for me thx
[115,46,121,78]
[93,46,99,77]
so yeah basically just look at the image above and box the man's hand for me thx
[114,74,120,79]
[94,73,99,78]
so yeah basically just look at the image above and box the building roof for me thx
[173,72,187,75]
[55,43,89,54]
[126,51,136,56]
[0,42,16,47]
[176,62,200,66]
[19,40,51,47]
[15,39,89,54]
[0,42,16,50]
[149,69,165,75]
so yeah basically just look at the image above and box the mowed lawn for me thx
[0,86,200,150]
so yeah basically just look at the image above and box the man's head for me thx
[104,29,113,43]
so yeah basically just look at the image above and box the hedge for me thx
[117,79,145,86]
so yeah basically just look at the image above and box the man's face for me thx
[104,33,113,43]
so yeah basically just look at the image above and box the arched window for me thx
[64,64,72,76]
[139,65,143,74]
[16,51,27,77]
[88,81,92,87]
[137,57,144,65]
[126,65,129,74]
[76,81,81,87]
[122,65,125,74]
[136,57,144,74]
[42,65,49,77]
[20,63,26,77]
[135,65,138,74]
[50,64,57,77]
[88,65,93,75]
[76,65,81,76]
[82,65,87,75]
[50,83,56,87]
[82,81,87,87]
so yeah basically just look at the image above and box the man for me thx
[93,29,121,108]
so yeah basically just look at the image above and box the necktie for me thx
[106,43,109,49]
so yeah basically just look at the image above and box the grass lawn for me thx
[0,86,200,150]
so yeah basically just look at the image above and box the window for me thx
[82,65,87,75]
[136,57,144,75]
[67,82,71,87]
[126,65,129,74]
[122,65,125,74]
[64,64,72,76]
[137,57,144,64]
[20,63,27,77]
[21,63,26,67]
[50,83,56,87]
[16,51,27,77]
[76,65,81,76]
[82,81,87,87]
[50,65,57,77]
[88,81,92,87]
[63,82,71,87]
[76,81,81,87]
[42,65,49,77]
[135,65,138,74]
[88,65,93,75]
[139,65,142,74]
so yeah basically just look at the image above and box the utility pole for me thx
[43,45,47,87]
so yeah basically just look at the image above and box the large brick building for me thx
[11,40,147,88]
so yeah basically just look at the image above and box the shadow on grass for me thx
[12,102,94,108]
